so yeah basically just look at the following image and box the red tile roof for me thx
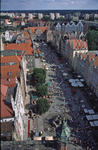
[25,26,48,33]
[1,79,16,87]
[1,84,14,118]
[78,52,98,67]
[21,31,30,39]
[0,55,21,80]
[4,40,33,55]
[94,56,98,67]
[68,39,88,50]
[88,53,96,62]
[79,53,87,60]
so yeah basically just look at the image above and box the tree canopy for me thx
[86,30,98,51]
[33,68,46,84]
[36,84,48,96]
[37,98,50,114]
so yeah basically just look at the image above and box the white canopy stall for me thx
[84,109,95,114]
[86,115,98,121]
[90,121,98,127]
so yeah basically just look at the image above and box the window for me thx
[0,63,5,66]
[7,72,12,76]
[6,62,17,66]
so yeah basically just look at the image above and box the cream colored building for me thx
[38,13,43,19]
[56,13,60,19]
[50,13,55,20]
[11,56,28,141]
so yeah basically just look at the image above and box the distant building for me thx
[72,16,79,22]
[55,21,83,36]
[38,13,43,20]
[56,13,60,19]
[21,21,25,26]
[94,14,98,19]
[7,13,15,18]
[28,13,33,20]
[55,23,61,31]
[50,13,55,20]
[21,13,26,18]
[85,14,90,20]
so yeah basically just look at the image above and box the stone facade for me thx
[11,56,27,140]
[11,79,25,141]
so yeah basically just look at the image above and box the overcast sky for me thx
[1,0,98,10]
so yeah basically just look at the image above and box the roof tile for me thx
[1,85,14,118]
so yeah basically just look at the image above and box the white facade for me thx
[5,31,13,41]
[38,13,43,19]
[1,12,7,16]
[55,23,61,31]
[65,23,71,33]
[94,14,98,19]
[21,21,25,26]
[64,21,83,33]
[20,55,28,94]
[85,14,90,20]
[11,56,27,141]
[7,13,15,18]
[11,80,25,141]
[28,13,33,20]
[56,13,60,19]
[0,117,14,123]
[77,20,83,32]
[21,13,26,18]
[50,13,55,20]
[5,31,10,41]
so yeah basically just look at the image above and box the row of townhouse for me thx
[25,26,48,42]
[11,56,27,141]
[0,30,32,141]
[73,52,98,97]
[46,25,98,98]
[46,21,85,54]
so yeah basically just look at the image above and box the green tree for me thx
[37,98,50,114]
[42,16,50,21]
[36,84,48,96]
[33,68,46,84]
[86,30,98,51]
[33,68,46,77]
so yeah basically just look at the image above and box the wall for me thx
[11,80,25,141]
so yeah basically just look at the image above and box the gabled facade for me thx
[73,52,98,97]
[11,56,27,141]
[11,79,25,141]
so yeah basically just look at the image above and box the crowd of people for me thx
[40,44,97,150]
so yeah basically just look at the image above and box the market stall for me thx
[86,115,98,121]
